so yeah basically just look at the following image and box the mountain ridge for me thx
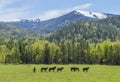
[3,10,117,33]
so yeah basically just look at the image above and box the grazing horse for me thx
[33,67,36,73]
[49,66,56,72]
[71,67,80,72]
[41,67,48,72]
[57,67,64,72]
[71,67,76,72]
[75,67,80,71]
[83,67,89,72]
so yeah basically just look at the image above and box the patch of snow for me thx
[74,10,107,19]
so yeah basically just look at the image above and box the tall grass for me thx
[0,64,120,82]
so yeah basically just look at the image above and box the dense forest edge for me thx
[0,39,120,65]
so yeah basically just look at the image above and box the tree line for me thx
[0,39,120,65]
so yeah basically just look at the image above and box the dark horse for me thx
[33,67,36,73]
[83,67,89,72]
[49,66,56,72]
[71,67,80,72]
[41,67,48,72]
[57,67,64,72]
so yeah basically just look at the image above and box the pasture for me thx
[0,64,120,82]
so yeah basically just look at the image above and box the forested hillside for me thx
[0,23,42,39]
[98,16,120,27]
[47,16,120,43]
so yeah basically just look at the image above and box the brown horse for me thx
[49,66,56,72]
[83,67,89,72]
[71,67,80,72]
[57,67,64,72]
[41,67,48,72]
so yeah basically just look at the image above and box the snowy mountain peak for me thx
[74,10,107,19]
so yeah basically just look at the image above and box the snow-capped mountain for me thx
[4,10,117,33]
[74,10,107,19]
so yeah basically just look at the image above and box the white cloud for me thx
[0,0,19,9]
[0,7,30,21]
[39,3,92,21]
[0,0,32,21]
[39,10,65,21]
[72,3,92,10]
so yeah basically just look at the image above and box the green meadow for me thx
[0,64,120,82]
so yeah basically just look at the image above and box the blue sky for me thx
[0,0,120,21]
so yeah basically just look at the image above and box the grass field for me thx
[0,64,120,82]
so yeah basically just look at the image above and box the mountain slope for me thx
[47,16,120,43]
